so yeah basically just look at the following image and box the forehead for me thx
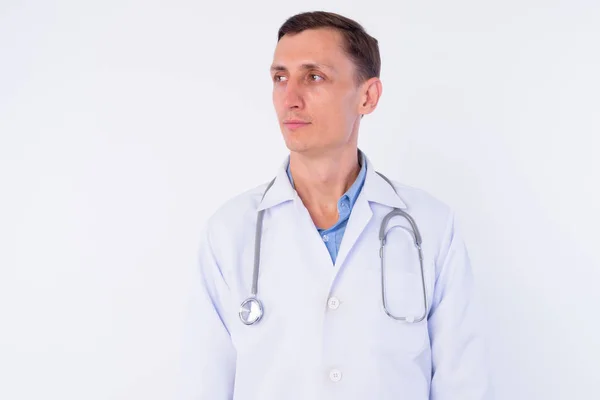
[272,28,353,71]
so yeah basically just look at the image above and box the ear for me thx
[358,77,383,116]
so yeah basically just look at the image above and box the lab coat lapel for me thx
[333,153,408,270]
[333,193,372,270]
[293,193,338,268]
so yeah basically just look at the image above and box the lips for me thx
[283,120,311,130]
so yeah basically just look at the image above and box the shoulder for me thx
[387,178,452,222]
[381,177,457,261]
[201,180,271,244]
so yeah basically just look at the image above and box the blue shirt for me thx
[286,154,367,264]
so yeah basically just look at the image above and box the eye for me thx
[273,75,287,83]
[309,74,324,82]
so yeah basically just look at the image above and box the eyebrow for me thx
[270,63,335,73]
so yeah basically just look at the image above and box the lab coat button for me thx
[327,297,340,310]
[329,369,342,382]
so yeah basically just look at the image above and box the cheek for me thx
[313,92,354,124]
[307,90,342,117]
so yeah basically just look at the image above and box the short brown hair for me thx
[277,11,381,85]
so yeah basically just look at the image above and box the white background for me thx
[1,0,599,399]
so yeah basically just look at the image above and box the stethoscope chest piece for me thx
[239,297,264,325]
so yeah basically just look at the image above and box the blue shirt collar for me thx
[286,151,367,210]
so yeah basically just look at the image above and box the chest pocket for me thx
[341,221,432,358]
[363,270,430,358]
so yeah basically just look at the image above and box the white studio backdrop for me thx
[1,0,598,399]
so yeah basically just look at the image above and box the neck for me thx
[289,146,360,226]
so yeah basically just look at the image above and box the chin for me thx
[281,131,306,151]
[280,128,338,155]
[284,142,335,158]
[283,141,312,154]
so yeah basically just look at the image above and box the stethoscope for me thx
[239,172,428,326]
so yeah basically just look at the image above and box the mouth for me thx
[283,120,311,130]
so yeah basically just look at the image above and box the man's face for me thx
[271,28,364,156]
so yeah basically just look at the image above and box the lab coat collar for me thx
[257,149,407,211]
[257,157,296,211]
[361,152,407,210]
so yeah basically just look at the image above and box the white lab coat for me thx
[180,152,492,400]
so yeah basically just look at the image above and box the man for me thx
[181,11,492,400]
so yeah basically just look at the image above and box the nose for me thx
[283,81,303,109]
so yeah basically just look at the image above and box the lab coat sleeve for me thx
[428,211,493,400]
[179,224,236,400]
